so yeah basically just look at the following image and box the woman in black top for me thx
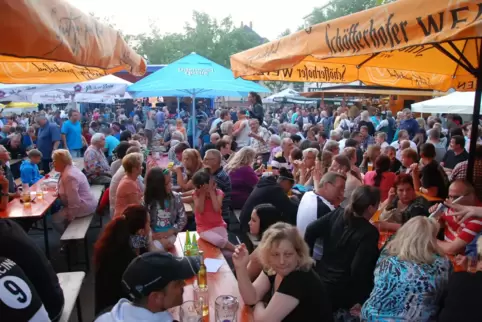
[233,222,332,322]
[411,143,449,200]
[93,205,149,314]
[248,92,264,125]
[304,186,380,316]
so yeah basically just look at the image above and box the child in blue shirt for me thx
[20,149,43,186]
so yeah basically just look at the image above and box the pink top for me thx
[114,176,143,217]
[58,165,97,218]
[193,188,227,232]
[363,171,397,202]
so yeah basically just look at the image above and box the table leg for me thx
[43,215,50,259]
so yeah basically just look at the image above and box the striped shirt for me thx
[213,167,232,220]
[441,209,482,244]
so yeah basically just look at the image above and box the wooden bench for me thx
[58,271,85,322]
[60,185,104,271]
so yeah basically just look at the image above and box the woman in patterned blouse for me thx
[362,216,452,321]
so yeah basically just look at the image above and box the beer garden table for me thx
[172,232,253,322]
[0,178,57,259]
[0,158,86,259]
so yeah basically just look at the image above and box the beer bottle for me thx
[184,231,192,256]
[191,234,199,255]
[197,250,207,288]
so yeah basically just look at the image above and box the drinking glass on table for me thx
[215,295,239,322]
[180,300,202,322]
[21,183,32,207]
[193,283,209,317]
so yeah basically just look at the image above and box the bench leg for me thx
[84,238,90,272]
[43,215,50,260]
[76,297,83,322]
[66,243,72,272]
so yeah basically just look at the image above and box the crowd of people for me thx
[2,93,482,321]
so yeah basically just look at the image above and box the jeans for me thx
[69,149,82,158]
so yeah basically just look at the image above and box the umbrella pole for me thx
[467,49,482,183]
[177,97,180,118]
[192,96,196,148]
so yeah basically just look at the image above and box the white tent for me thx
[411,92,479,114]
[262,88,300,104]
[0,75,132,102]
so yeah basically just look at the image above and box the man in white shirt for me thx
[297,172,346,260]
[390,129,417,160]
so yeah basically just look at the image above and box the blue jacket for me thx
[20,160,43,186]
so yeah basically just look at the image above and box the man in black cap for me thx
[95,252,200,322]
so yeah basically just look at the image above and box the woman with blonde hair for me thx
[225,147,259,209]
[173,148,203,191]
[114,152,144,217]
[362,216,451,321]
[51,149,97,233]
[233,222,332,321]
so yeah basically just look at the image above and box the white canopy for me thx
[411,92,479,114]
[262,88,300,104]
[0,75,132,103]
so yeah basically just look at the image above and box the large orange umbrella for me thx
[231,0,482,181]
[0,0,146,84]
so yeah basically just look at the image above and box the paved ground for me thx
[29,215,106,322]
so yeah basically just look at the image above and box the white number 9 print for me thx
[0,276,32,309]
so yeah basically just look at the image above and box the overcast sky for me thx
[67,0,328,40]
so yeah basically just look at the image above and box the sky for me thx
[67,0,328,40]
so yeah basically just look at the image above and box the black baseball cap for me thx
[122,252,200,300]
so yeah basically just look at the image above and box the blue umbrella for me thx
[127,52,270,147]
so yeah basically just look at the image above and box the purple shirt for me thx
[58,165,97,218]
[228,166,258,209]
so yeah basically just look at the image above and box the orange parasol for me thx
[230,0,482,181]
[0,0,146,84]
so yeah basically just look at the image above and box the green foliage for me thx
[278,29,292,38]
[128,11,266,66]
[304,0,395,27]
[263,81,286,93]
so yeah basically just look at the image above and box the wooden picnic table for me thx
[0,178,58,258]
[9,158,23,166]
[147,155,169,169]
[416,191,444,203]
[72,158,84,171]
[172,232,253,322]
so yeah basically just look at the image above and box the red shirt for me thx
[441,209,482,244]
[363,171,397,202]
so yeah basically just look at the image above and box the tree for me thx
[278,29,291,38]
[263,81,287,93]
[130,11,266,66]
[306,0,377,25]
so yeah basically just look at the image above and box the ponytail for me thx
[373,155,391,187]
[374,168,383,187]
[344,185,381,221]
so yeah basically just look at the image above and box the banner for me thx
[231,0,482,91]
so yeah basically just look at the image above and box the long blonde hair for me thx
[224,146,256,174]
[258,222,314,274]
[182,149,203,176]
[386,216,443,264]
